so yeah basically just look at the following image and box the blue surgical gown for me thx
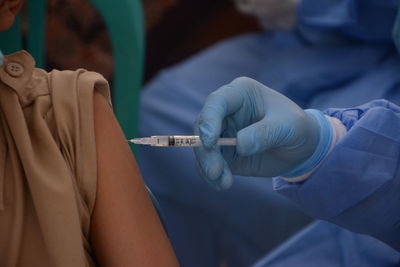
[138,0,400,265]
[275,99,400,248]
[255,221,400,267]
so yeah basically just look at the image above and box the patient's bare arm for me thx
[90,92,179,267]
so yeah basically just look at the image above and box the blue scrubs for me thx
[138,0,400,265]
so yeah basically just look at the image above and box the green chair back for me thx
[0,0,145,141]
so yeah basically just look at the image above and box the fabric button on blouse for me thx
[5,62,24,77]
[0,50,112,267]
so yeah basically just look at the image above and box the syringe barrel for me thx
[151,136,202,146]
[149,136,236,146]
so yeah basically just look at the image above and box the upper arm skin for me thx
[90,91,179,267]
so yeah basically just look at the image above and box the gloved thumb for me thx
[236,118,282,156]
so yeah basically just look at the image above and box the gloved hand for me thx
[194,77,332,190]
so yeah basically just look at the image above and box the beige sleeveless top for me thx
[0,51,111,267]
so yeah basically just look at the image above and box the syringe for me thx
[128,136,237,147]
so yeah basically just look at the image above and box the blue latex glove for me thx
[194,77,332,190]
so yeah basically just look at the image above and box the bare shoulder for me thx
[91,91,178,267]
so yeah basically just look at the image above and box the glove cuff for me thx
[281,109,333,179]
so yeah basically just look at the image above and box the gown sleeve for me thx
[274,99,400,251]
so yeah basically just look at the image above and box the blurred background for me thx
[44,0,261,84]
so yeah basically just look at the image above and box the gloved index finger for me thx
[197,82,245,148]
